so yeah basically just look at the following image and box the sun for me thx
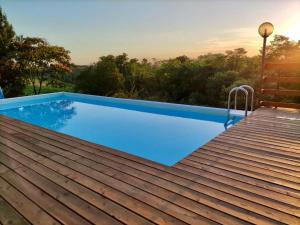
[286,24,300,41]
[283,14,300,41]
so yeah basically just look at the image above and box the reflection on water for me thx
[1,100,76,131]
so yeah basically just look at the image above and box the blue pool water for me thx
[0,93,243,165]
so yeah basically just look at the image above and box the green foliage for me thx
[16,37,71,94]
[154,58,214,104]
[264,35,300,104]
[24,82,74,96]
[265,35,300,62]
[206,71,238,106]
[0,8,25,97]
[75,37,299,108]
[75,55,124,96]
[75,51,255,107]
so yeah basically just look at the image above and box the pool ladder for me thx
[0,87,4,99]
[225,85,254,128]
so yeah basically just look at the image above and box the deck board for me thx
[0,108,300,224]
[0,197,30,225]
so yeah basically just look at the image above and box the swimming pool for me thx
[0,92,244,166]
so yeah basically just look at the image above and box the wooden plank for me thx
[249,116,300,126]
[0,164,10,175]
[0,141,193,225]
[0,150,157,224]
[1,108,300,225]
[262,76,300,83]
[4,141,236,223]
[226,127,300,145]
[0,118,294,189]
[242,117,300,128]
[232,127,300,141]
[8,148,218,225]
[0,197,30,225]
[214,135,300,160]
[234,124,300,141]
[4,127,294,224]
[0,154,22,175]
[197,147,300,177]
[0,145,177,225]
[220,131,300,151]
[260,101,300,109]
[0,151,126,225]
[65,142,300,208]
[205,142,300,171]
[0,177,60,225]
[183,154,300,190]
[69,157,299,224]
[242,121,300,133]
[223,131,300,151]
[264,63,300,70]
[261,89,300,96]
[239,120,300,132]
[1,116,300,209]
[1,124,299,224]
[13,167,124,225]
[1,164,93,225]
[178,154,300,196]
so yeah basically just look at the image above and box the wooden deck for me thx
[0,108,300,225]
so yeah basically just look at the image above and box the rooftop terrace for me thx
[0,108,300,225]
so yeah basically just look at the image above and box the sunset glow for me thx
[1,0,299,64]
[284,15,300,41]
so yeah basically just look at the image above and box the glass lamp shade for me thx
[258,22,274,38]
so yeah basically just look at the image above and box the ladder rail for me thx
[239,85,254,111]
[225,84,255,128]
[234,85,254,111]
[0,87,4,99]
[227,86,248,116]
[225,87,249,127]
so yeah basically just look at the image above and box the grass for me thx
[24,83,74,96]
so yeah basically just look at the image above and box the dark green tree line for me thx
[75,35,299,108]
[0,7,25,97]
[75,50,261,107]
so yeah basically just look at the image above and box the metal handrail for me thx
[225,87,248,127]
[225,85,255,128]
[239,85,254,111]
[228,86,248,117]
[0,87,4,99]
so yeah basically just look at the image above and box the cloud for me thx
[187,26,261,56]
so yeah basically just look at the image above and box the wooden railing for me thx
[260,63,300,109]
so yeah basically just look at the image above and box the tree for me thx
[263,35,300,104]
[225,48,247,71]
[17,37,71,94]
[265,35,300,62]
[0,8,25,97]
[197,53,226,71]
[206,71,238,106]
[75,55,124,96]
[74,34,298,108]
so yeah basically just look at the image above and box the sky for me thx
[1,0,300,65]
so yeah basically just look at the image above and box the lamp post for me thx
[258,22,274,92]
